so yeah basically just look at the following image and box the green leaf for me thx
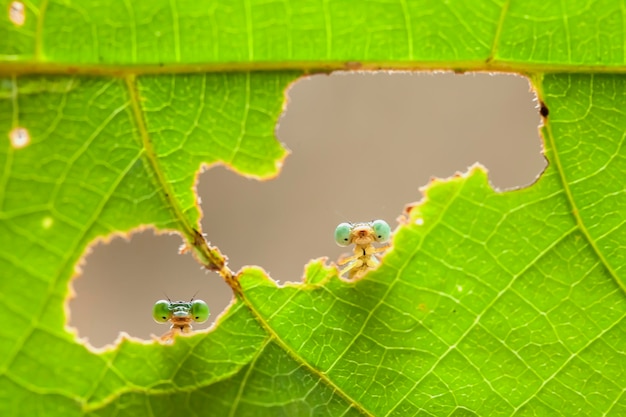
[1,1,625,416]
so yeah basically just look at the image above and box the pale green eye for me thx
[334,222,352,246]
[191,300,210,323]
[371,219,391,242]
[152,300,171,323]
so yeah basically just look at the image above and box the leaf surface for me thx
[1,1,625,416]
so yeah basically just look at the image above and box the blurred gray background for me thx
[69,72,546,348]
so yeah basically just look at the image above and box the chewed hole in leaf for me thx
[9,126,30,148]
[199,72,546,282]
[68,230,232,348]
[8,1,25,26]
[69,72,544,347]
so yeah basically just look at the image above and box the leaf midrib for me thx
[6,62,626,77]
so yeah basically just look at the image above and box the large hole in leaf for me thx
[70,72,545,347]
[202,72,545,280]
[69,232,232,348]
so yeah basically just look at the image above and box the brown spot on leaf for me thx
[539,101,549,118]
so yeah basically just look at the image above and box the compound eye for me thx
[334,223,352,246]
[191,300,210,323]
[152,300,171,323]
[371,219,391,243]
